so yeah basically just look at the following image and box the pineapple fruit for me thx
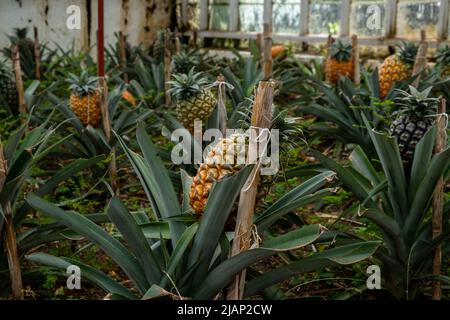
[172,50,200,75]
[325,40,353,84]
[9,28,36,80]
[189,133,248,215]
[0,60,18,111]
[435,45,450,77]
[67,71,102,127]
[390,86,438,166]
[379,42,418,98]
[169,68,216,132]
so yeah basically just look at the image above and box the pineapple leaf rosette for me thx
[169,68,217,132]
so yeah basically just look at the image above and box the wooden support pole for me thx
[118,32,129,83]
[0,143,24,299]
[164,29,172,107]
[256,33,263,67]
[226,80,275,300]
[34,26,41,80]
[11,46,27,115]
[352,34,360,85]
[216,74,227,135]
[412,30,428,87]
[431,98,446,300]
[99,77,119,195]
[174,28,181,54]
[262,24,272,79]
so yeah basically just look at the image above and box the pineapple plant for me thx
[190,133,248,214]
[0,59,18,111]
[378,42,418,98]
[8,28,36,80]
[172,50,200,74]
[325,40,353,84]
[169,68,216,132]
[389,86,438,166]
[67,71,102,127]
[435,44,450,77]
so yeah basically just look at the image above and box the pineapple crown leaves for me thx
[172,50,201,74]
[436,45,450,65]
[330,40,352,62]
[14,27,29,39]
[397,41,419,65]
[66,71,100,96]
[394,85,439,118]
[168,68,209,101]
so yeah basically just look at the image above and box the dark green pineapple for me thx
[169,68,216,132]
[390,86,438,165]
[172,50,201,74]
[435,45,450,76]
[0,60,18,112]
[6,28,36,80]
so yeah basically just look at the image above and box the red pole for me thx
[97,0,105,77]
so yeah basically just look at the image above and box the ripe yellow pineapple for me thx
[325,40,354,84]
[169,68,217,132]
[67,71,102,127]
[378,42,418,98]
[189,134,247,215]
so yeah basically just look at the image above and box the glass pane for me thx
[309,0,341,35]
[351,0,385,37]
[209,0,230,31]
[273,0,301,33]
[396,0,439,39]
[240,0,264,32]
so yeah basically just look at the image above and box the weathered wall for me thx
[0,0,174,54]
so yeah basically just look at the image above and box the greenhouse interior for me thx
[0,0,449,306]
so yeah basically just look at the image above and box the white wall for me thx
[0,0,173,55]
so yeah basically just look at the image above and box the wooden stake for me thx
[11,46,27,114]
[262,24,272,79]
[99,77,119,195]
[0,143,24,299]
[118,32,129,83]
[164,29,172,107]
[351,34,360,85]
[256,33,263,66]
[226,80,275,300]
[34,27,41,80]
[412,30,428,87]
[431,97,446,300]
[216,74,227,135]
[174,28,181,54]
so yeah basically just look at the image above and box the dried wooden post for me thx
[174,28,181,54]
[431,98,446,300]
[118,32,129,83]
[262,24,272,79]
[216,74,227,135]
[256,33,263,66]
[412,30,428,87]
[11,46,27,114]
[164,29,172,107]
[0,143,24,299]
[226,80,275,300]
[99,78,119,195]
[351,34,360,85]
[34,27,41,80]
